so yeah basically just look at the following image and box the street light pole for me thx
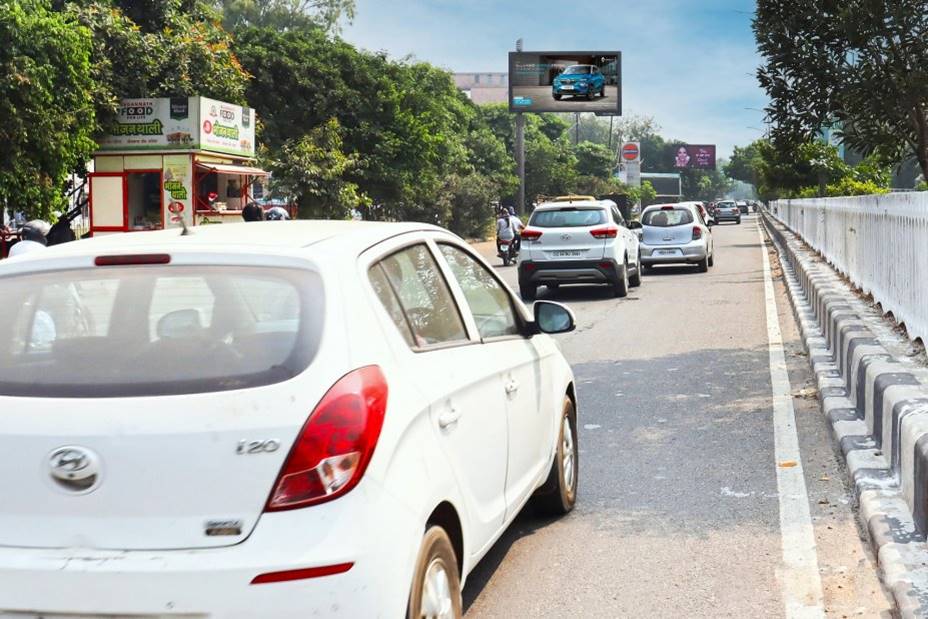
[515,37,526,215]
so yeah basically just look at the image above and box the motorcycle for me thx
[498,238,519,266]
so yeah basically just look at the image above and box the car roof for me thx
[534,200,607,211]
[7,220,449,261]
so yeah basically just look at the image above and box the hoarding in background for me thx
[509,51,621,114]
[97,97,256,158]
[673,144,716,170]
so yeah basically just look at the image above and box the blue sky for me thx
[341,0,767,159]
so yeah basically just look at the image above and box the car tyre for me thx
[600,84,606,98]
[708,252,714,267]
[533,396,578,515]
[697,256,709,273]
[502,255,511,267]
[612,260,629,298]
[406,526,463,619]
[736,218,741,225]
[520,283,537,301]
[586,88,595,101]
[629,258,642,288]
[553,94,562,101]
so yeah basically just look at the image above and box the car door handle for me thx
[505,380,520,395]
[438,407,461,429]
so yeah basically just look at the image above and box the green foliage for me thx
[0,0,96,218]
[574,142,615,179]
[797,177,889,199]
[755,0,928,181]
[625,181,657,208]
[265,118,367,219]
[216,0,355,33]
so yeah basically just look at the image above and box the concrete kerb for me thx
[762,213,928,617]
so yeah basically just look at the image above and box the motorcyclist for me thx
[8,220,51,258]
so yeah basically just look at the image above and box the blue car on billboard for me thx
[552,65,606,101]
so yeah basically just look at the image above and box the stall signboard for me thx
[98,97,256,157]
[162,154,193,229]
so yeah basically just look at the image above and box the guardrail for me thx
[770,193,928,344]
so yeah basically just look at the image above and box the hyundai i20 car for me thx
[552,65,606,101]
[0,221,579,618]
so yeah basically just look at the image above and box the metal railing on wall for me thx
[770,193,928,344]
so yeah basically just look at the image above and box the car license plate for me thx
[552,250,582,258]
[561,85,574,90]
[657,249,681,256]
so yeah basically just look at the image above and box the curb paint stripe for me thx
[758,220,826,618]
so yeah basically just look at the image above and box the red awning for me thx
[196,162,268,176]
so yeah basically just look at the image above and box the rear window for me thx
[642,209,695,227]
[0,266,322,397]
[529,208,606,228]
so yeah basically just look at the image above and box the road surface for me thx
[464,215,891,618]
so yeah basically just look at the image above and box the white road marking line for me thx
[758,220,825,618]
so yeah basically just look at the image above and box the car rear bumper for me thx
[640,242,707,265]
[519,259,621,286]
[0,482,417,618]
[715,214,740,221]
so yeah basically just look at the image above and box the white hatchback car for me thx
[517,199,642,300]
[0,221,579,618]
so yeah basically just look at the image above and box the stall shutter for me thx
[90,174,127,232]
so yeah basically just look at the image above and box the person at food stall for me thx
[242,201,264,222]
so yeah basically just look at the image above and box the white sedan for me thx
[0,221,579,618]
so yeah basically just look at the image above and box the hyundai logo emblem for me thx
[48,446,102,493]
[560,234,571,241]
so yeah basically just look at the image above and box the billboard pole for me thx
[515,38,525,215]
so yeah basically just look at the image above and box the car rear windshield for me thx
[642,209,695,227]
[0,265,322,397]
[529,208,606,228]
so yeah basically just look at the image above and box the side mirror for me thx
[627,220,643,230]
[534,301,576,335]
[707,220,714,228]
[157,309,202,340]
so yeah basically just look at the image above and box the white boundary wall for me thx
[771,193,928,344]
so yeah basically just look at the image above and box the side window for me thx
[438,244,520,339]
[612,207,626,227]
[369,263,415,347]
[373,244,469,348]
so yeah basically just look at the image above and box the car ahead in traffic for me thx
[736,200,750,214]
[714,200,741,224]
[552,65,606,101]
[0,221,579,619]
[639,203,714,272]
[518,199,641,300]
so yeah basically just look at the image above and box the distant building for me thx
[454,73,508,105]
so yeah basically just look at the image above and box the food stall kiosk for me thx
[88,96,266,235]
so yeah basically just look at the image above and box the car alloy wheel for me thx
[420,558,454,619]
[561,414,575,491]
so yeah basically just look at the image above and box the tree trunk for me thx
[912,105,928,183]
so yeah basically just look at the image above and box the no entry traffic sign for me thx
[621,142,640,162]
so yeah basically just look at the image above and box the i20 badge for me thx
[47,445,102,494]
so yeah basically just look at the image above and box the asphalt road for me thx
[465,215,891,618]
[512,85,620,112]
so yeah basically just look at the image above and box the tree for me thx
[0,0,96,219]
[265,118,367,219]
[574,142,615,178]
[755,0,928,180]
[215,0,355,33]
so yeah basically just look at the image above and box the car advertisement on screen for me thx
[509,52,621,114]
[673,145,717,170]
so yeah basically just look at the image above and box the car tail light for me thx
[590,226,618,239]
[521,228,543,240]
[661,206,675,211]
[692,226,702,240]
[265,366,388,511]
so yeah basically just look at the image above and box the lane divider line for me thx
[758,219,826,618]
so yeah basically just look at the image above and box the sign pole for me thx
[515,38,526,215]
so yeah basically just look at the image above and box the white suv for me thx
[518,199,642,300]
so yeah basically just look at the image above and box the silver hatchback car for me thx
[639,203,714,272]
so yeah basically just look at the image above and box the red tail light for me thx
[265,366,388,511]
[95,254,171,266]
[692,226,702,240]
[590,226,618,239]
[521,228,543,240]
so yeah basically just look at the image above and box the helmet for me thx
[21,220,50,244]
[265,206,290,221]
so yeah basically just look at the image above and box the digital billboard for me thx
[673,145,716,170]
[509,52,621,114]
